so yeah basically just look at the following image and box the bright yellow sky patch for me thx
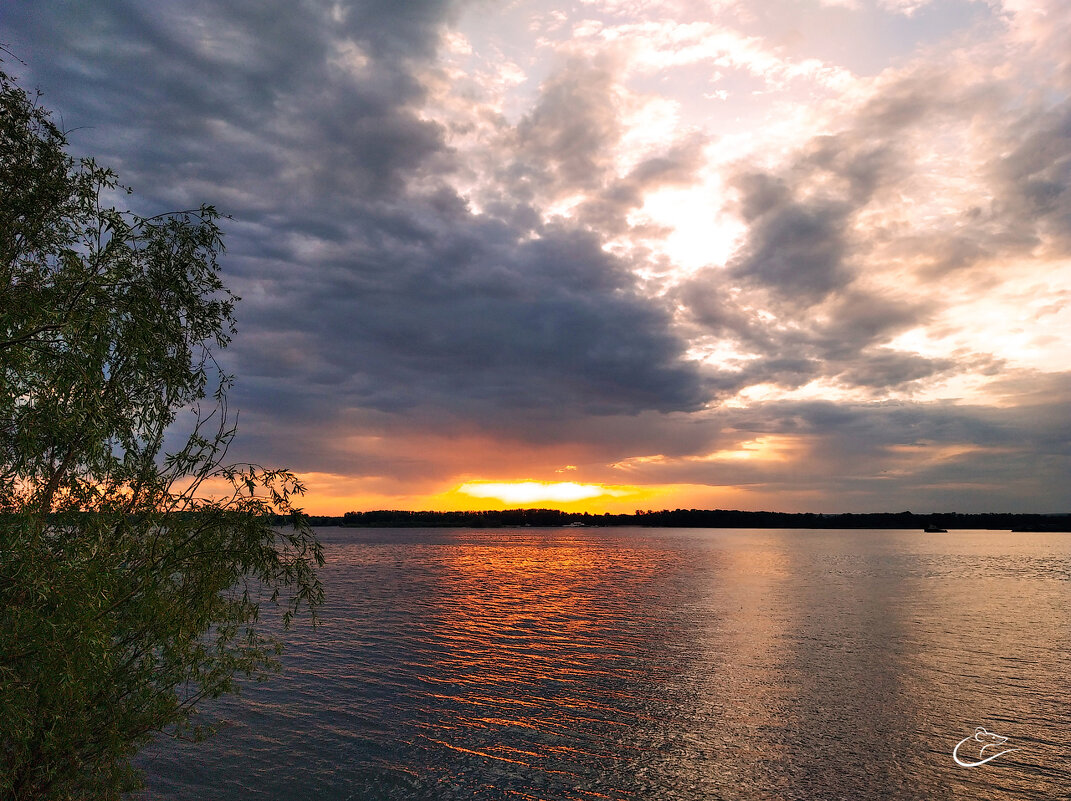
[458,480,627,504]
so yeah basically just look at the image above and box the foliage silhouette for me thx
[0,67,323,799]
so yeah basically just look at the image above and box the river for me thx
[135,526,1071,799]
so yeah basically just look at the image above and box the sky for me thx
[5,0,1070,514]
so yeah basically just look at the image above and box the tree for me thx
[0,67,324,799]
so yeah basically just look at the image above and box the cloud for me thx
[6,0,1070,512]
[722,132,898,303]
[594,389,1071,511]
[676,21,1071,400]
[991,100,1071,256]
[730,190,853,300]
[512,55,623,194]
[573,18,854,92]
[230,218,708,422]
[8,2,707,437]
[7,1,456,209]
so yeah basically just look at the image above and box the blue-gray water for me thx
[136,527,1071,799]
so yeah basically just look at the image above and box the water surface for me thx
[136,527,1071,799]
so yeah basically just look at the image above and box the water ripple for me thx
[135,528,1071,800]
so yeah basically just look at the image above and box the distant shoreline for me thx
[293,509,1071,531]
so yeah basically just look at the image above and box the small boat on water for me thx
[923,524,948,533]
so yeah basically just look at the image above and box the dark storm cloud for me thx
[231,216,707,420]
[5,1,708,474]
[729,195,851,300]
[6,0,453,206]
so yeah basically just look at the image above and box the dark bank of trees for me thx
[341,508,590,527]
[334,508,1071,530]
[628,509,1070,530]
[1,68,322,800]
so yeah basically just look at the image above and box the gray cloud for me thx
[681,269,946,394]
[992,99,1071,255]
[229,217,707,423]
[511,56,622,194]
[493,56,709,239]
[725,136,895,302]
[7,1,455,209]
[730,195,852,299]
[7,2,705,407]
[595,391,1071,512]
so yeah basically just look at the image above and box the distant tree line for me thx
[295,509,1071,531]
[337,509,590,528]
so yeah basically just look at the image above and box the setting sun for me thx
[456,481,629,505]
